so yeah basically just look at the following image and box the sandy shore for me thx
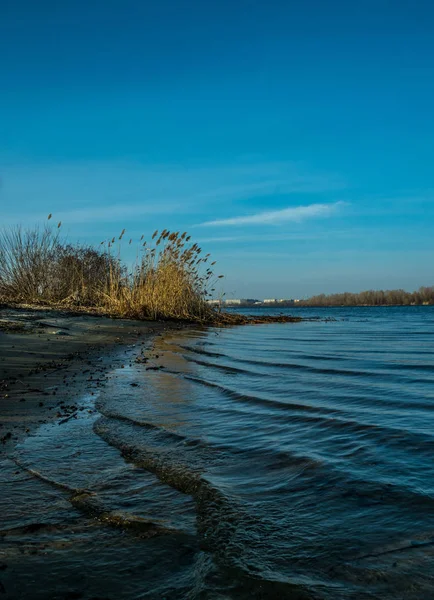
[0,305,184,457]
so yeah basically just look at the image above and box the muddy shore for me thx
[0,306,185,457]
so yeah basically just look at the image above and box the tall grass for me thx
[0,223,61,301]
[0,218,222,322]
[101,229,220,320]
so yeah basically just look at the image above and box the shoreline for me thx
[0,300,303,326]
[0,305,187,458]
[0,301,306,459]
[0,314,205,600]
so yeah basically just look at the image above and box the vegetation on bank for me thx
[0,218,300,325]
[0,218,220,321]
[300,287,434,307]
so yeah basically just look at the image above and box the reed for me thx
[0,218,221,322]
[99,228,221,321]
[0,223,61,302]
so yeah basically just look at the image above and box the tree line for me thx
[300,286,434,306]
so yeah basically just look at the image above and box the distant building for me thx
[263,298,278,304]
[207,298,261,306]
[224,298,260,306]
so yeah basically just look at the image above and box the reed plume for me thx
[0,218,220,322]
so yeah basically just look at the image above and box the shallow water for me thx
[2,307,434,599]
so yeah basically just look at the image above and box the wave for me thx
[93,412,434,600]
[161,368,346,415]
[157,368,434,431]
[93,416,335,599]
[95,412,434,518]
[70,491,188,538]
[174,347,434,386]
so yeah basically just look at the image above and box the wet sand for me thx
[0,305,182,456]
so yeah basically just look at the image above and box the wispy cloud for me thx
[195,236,243,243]
[196,228,359,244]
[198,201,346,227]
[0,159,345,225]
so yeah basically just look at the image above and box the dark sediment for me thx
[0,305,181,455]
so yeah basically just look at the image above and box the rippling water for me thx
[3,307,434,599]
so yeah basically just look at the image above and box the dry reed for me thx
[0,217,303,325]
[0,218,221,322]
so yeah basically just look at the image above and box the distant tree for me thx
[300,286,434,307]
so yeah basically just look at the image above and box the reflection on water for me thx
[2,307,434,599]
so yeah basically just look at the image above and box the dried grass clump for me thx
[0,219,222,323]
[0,224,61,302]
[100,229,221,321]
[0,224,121,306]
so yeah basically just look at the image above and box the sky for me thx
[1,0,433,299]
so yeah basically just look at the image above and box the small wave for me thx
[177,344,228,359]
[97,408,325,475]
[70,491,188,538]
[93,416,319,599]
[12,457,89,495]
[96,405,209,450]
[176,344,434,382]
[162,368,349,415]
[220,355,433,380]
[93,413,434,599]
[12,454,195,542]
[184,353,434,387]
[182,354,261,376]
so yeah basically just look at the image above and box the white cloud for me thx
[198,201,346,227]
[195,236,243,243]
[195,228,360,244]
[0,159,346,229]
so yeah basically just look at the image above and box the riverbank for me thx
[0,305,185,457]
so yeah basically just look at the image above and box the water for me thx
[2,307,434,599]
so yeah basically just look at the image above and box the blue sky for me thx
[1,0,433,298]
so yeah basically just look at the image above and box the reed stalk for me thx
[0,219,221,322]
